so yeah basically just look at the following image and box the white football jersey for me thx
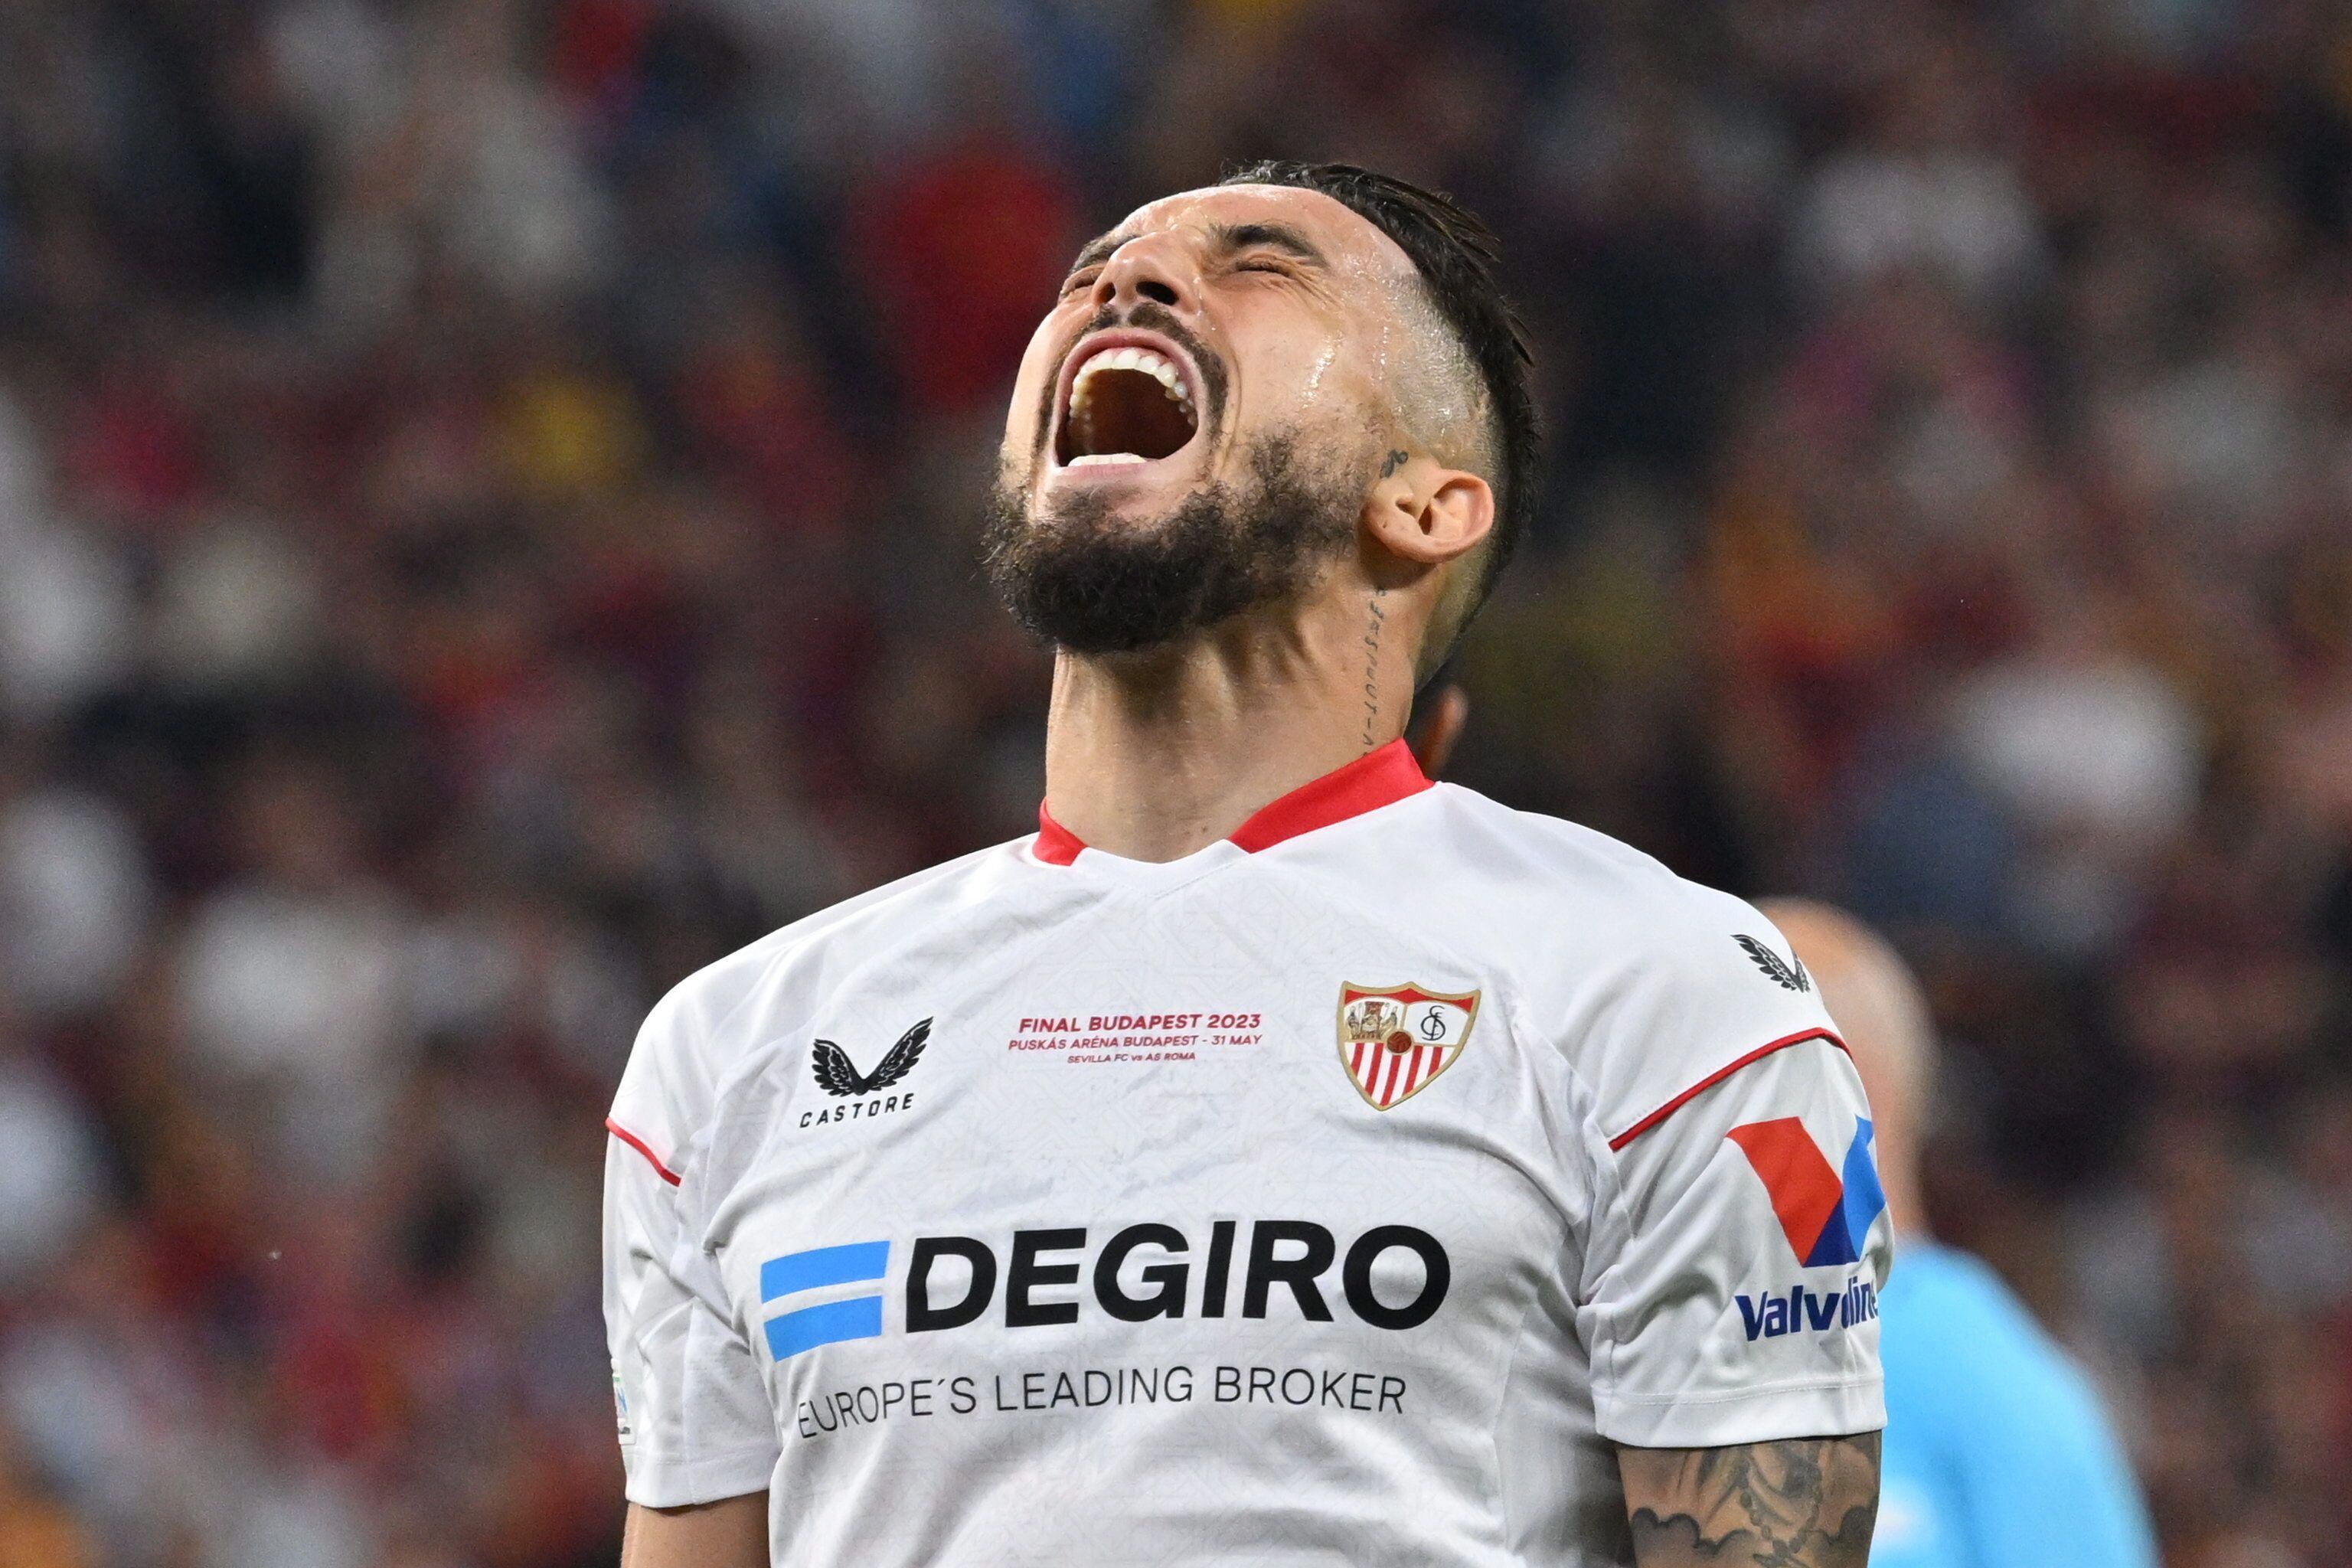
[603,742,1890,1566]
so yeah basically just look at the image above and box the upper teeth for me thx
[1070,345,1192,410]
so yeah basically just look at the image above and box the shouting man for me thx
[604,162,1886,1567]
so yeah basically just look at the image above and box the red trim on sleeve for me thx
[1033,802,1085,865]
[1606,1027,1850,1152]
[606,1117,683,1185]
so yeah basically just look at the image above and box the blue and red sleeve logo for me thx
[1727,1117,1888,1268]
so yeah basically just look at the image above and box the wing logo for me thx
[1727,1117,1887,1268]
[812,1018,932,1098]
[1733,933,1811,992]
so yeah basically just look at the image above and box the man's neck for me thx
[1041,598,1417,862]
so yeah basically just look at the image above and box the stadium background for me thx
[1,0,2349,1563]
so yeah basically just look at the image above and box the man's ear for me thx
[1364,456,1494,567]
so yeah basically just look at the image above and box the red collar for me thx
[1034,740,1432,866]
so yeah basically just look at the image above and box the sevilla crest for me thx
[1337,982,1479,1110]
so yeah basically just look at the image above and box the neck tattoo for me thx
[1361,588,1388,751]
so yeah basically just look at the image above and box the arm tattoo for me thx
[1619,1434,1879,1567]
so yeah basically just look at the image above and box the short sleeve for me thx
[603,991,781,1506]
[1573,909,1890,1449]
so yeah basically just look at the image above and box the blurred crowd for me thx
[2,0,2350,1563]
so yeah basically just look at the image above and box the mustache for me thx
[1031,302,1229,466]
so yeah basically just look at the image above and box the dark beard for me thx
[982,436,1358,655]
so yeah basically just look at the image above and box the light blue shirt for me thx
[1873,1239,2157,1568]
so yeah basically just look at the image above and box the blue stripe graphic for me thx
[764,1295,884,1361]
[760,1241,890,1303]
[1838,1119,1887,1256]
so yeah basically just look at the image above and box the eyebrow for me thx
[1067,219,1329,276]
[1070,228,1135,274]
[1207,221,1325,265]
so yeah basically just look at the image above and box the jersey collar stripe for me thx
[1604,1027,1850,1153]
[1228,739,1432,852]
[1034,739,1432,864]
[605,1116,683,1185]
[1033,803,1086,864]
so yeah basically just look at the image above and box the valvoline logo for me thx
[1727,1116,1887,1269]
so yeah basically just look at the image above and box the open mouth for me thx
[1054,339,1200,469]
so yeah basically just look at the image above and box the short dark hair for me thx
[1219,160,1540,622]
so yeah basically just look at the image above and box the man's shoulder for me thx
[609,838,1029,1161]
[1886,1243,2052,1347]
[658,837,1028,1028]
[1883,1242,2103,1419]
[1409,784,1780,968]
[1400,788,1848,1136]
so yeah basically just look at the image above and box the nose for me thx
[1091,234,1191,314]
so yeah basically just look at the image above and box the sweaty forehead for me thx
[1112,185,1422,290]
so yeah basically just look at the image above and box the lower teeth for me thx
[1069,452,1145,467]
